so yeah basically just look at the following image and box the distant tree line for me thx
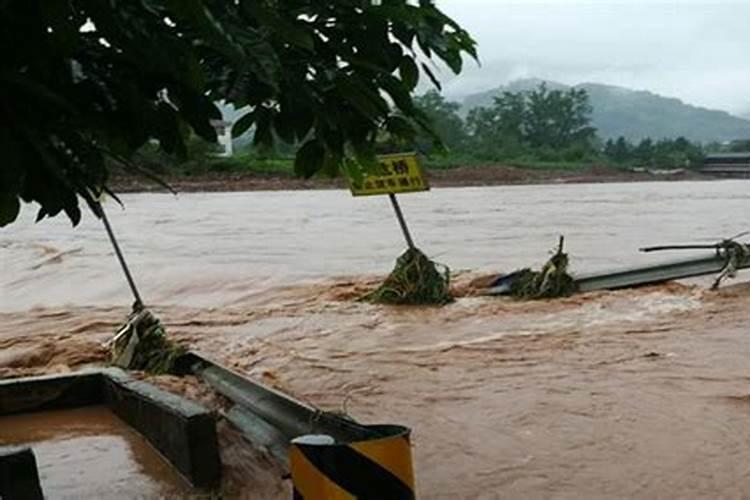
[723,139,750,153]
[602,136,703,168]
[414,84,597,164]
[409,84,716,169]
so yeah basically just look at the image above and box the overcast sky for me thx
[435,0,750,115]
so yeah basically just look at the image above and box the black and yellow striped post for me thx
[290,425,415,499]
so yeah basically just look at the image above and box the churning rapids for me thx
[2,180,749,499]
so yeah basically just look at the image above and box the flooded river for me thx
[1,180,749,498]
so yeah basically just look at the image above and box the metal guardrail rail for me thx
[180,352,379,464]
[483,252,749,296]
[574,252,750,292]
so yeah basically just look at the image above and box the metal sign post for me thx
[348,152,428,248]
[388,193,415,249]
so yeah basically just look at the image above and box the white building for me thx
[210,119,233,157]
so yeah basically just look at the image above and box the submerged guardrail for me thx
[574,252,750,292]
[180,352,417,499]
[483,251,750,296]
[182,352,376,444]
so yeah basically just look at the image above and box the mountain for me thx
[462,79,750,143]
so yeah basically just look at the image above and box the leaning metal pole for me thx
[97,202,144,309]
[388,193,416,249]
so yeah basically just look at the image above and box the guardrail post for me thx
[290,425,415,499]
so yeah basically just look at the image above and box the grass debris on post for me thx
[110,307,186,375]
[96,199,185,375]
[364,247,453,305]
[509,236,578,300]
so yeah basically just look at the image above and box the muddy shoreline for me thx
[111,164,710,193]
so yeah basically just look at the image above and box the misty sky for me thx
[436,1,750,115]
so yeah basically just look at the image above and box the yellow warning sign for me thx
[349,153,429,197]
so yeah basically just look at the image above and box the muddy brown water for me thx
[1,180,750,499]
[0,406,192,498]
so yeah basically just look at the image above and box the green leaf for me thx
[342,157,364,186]
[0,73,78,114]
[399,56,419,91]
[0,193,20,227]
[163,0,244,63]
[385,116,417,142]
[233,28,282,88]
[421,63,442,90]
[232,110,256,137]
[273,20,314,51]
[293,110,315,143]
[436,44,463,74]
[63,202,82,226]
[252,107,274,149]
[320,148,343,178]
[169,87,220,142]
[154,104,182,155]
[241,2,313,51]
[294,139,325,178]
[41,0,80,52]
[352,141,377,174]
[336,77,389,120]
[274,110,298,144]
[380,76,415,114]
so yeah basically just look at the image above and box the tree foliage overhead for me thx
[0,0,477,227]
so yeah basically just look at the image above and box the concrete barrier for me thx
[0,446,44,500]
[102,368,221,488]
[0,371,102,416]
[0,369,221,490]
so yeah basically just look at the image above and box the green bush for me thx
[209,158,246,173]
